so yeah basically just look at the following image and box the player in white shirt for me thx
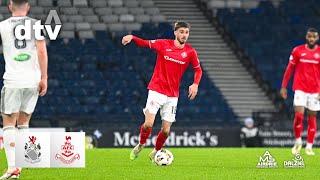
[0,0,48,179]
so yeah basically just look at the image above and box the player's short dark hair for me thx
[307,27,318,34]
[174,21,190,31]
[11,0,28,6]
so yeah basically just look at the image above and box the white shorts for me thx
[0,87,39,114]
[294,90,320,111]
[143,90,178,122]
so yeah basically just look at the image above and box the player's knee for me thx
[308,111,317,117]
[161,128,170,136]
[295,113,304,122]
[144,122,153,130]
[9,142,15,147]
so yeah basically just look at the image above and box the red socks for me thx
[293,113,304,138]
[307,117,317,144]
[139,124,152,145]
[293,113,317,144]
[155,131,168,151]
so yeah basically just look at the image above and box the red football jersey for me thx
[290,44,320,93]
[146,39,201,97]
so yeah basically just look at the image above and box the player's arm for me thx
[280,48,298,99]
[0,25,2,54]
[36,39,48,97]
[189,50,202,100]
[122,35,148,47]
[122,35,163,51]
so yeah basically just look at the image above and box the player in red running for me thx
[122,21,202,162]
[281,28,320,156]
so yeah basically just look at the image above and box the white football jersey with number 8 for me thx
[0,16,41,88]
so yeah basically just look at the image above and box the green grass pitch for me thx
[0,148,318,179]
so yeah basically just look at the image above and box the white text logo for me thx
[256,150,278,168]
[300,59,319,64]
[284,153,304,168]
[164,56,185,64]
[14,10,62,40]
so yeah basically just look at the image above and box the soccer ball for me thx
[154,149,174,166]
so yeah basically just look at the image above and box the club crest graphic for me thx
[181,52,187,58]
[55,136,80,164]
[314,53,320,59]
[24,136,41,163]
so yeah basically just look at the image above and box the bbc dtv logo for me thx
[15,132,85,168]
[256,150,305,168]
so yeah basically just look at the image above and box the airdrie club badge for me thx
[55,136,80,164]
[25,136,41,163]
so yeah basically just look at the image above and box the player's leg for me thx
[0,113,20,180]
[130,90,163,160]
[0,87,22,179]
[305,110,317,155]
[16,112,32,172]
[292,91,307,154]
[17,87,38,132]
[11,88,38,175]
[130,110,156,160]
[150,97,177,161]
[305,93,319,155]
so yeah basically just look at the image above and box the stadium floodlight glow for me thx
[14,10,62,41]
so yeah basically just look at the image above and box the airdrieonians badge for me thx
[55,136,80,164]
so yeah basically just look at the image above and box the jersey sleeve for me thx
[148,39,165,52]
[190,49,200,68]
[289,47,299,65]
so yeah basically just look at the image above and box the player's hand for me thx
[280,87,287,99]
[188,83,198,100]
[38,78,47,97]
[317,93,320,99]
[122,35,133,45]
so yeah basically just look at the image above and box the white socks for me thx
[296,137,302,144]
[3,126,16,172]
[17,125,29,172]
[3,125,29,173]
[296,138,313,149]
[306,143,313,149]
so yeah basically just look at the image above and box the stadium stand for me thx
[0,0,239,127]
[204,0,318,116]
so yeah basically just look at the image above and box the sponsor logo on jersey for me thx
[164,56,185,64]
[14,53,31,62]
[314,53,320,59]
[181,52,187,58]
[300,59,319,64]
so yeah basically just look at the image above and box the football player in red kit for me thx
[281,28,320,155]
[122,21,202,162]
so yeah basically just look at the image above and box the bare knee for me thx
[161,127,171,136]
[9,142,15,147]
[295,106,305,114]
[308,110,317,117]
[144,110,155,130]
[144,122,153,130]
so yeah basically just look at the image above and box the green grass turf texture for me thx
[0,148,318,179]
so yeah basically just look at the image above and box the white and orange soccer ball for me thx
[154,149,174,166]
